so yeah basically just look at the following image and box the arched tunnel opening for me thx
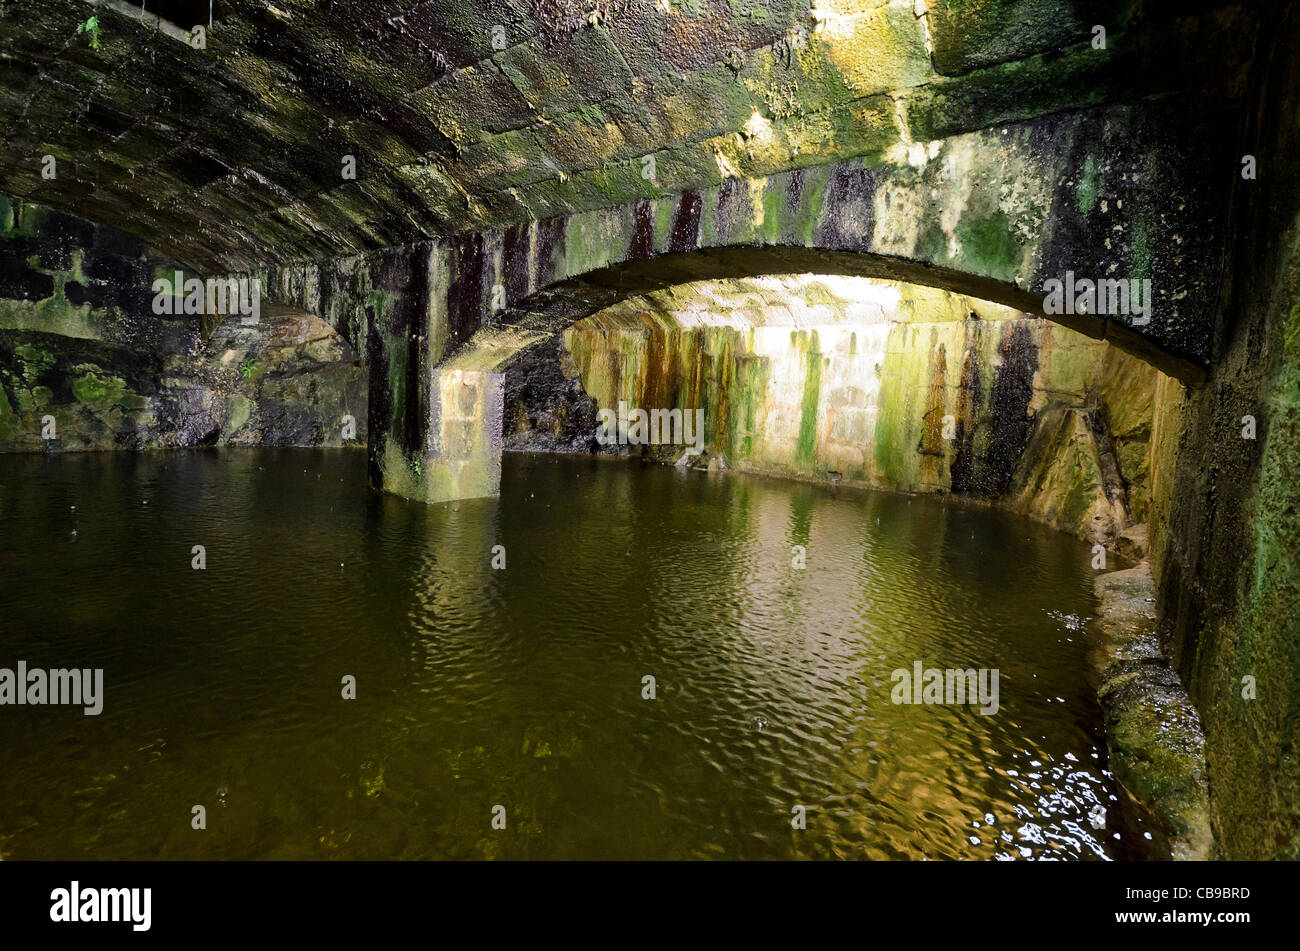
[0,0,1298,905]
[501,272,1170,560]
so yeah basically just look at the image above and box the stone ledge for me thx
[1091,563,1214,860]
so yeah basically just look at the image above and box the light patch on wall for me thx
[885,140,941,168]
[604,275,916,333]
[744,111,774,143]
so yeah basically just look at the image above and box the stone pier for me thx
[379,367,505,504]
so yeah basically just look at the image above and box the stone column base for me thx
[378,368,504,504]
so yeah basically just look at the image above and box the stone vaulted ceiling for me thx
[0,0,1258,272]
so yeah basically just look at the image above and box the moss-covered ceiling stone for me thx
[0,0,1258,275]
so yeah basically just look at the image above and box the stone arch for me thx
[338,110,1225,501]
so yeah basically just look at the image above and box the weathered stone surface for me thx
[3,0,1300,860]
[1007,406,1130,546]
[502,274,1160,545]
[1091,564,1213,860]
[0,193,191,351]
[424,367,504,502]
[0,310,367,451]
[0,195,366,451]
[1116,521,1149,561]
[1142,1,1300,860]
[1,1,1260,504]
[248,101,1229,503]
[503,335,606,453]
[925,0,1126,77]
[1,2,1251,373]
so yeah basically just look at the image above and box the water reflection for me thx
[0,449,1155,859]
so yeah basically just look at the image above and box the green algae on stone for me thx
[0,381,17,444]
[954,211,1023,282]
[1130,217,1152,282]
[71,364,142,410]
[1076,153,1101,215]
[795,331,822,466]
[1091,565,1214,860]
[544,275,1159,538]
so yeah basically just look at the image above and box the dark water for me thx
[0,449,1157,860]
